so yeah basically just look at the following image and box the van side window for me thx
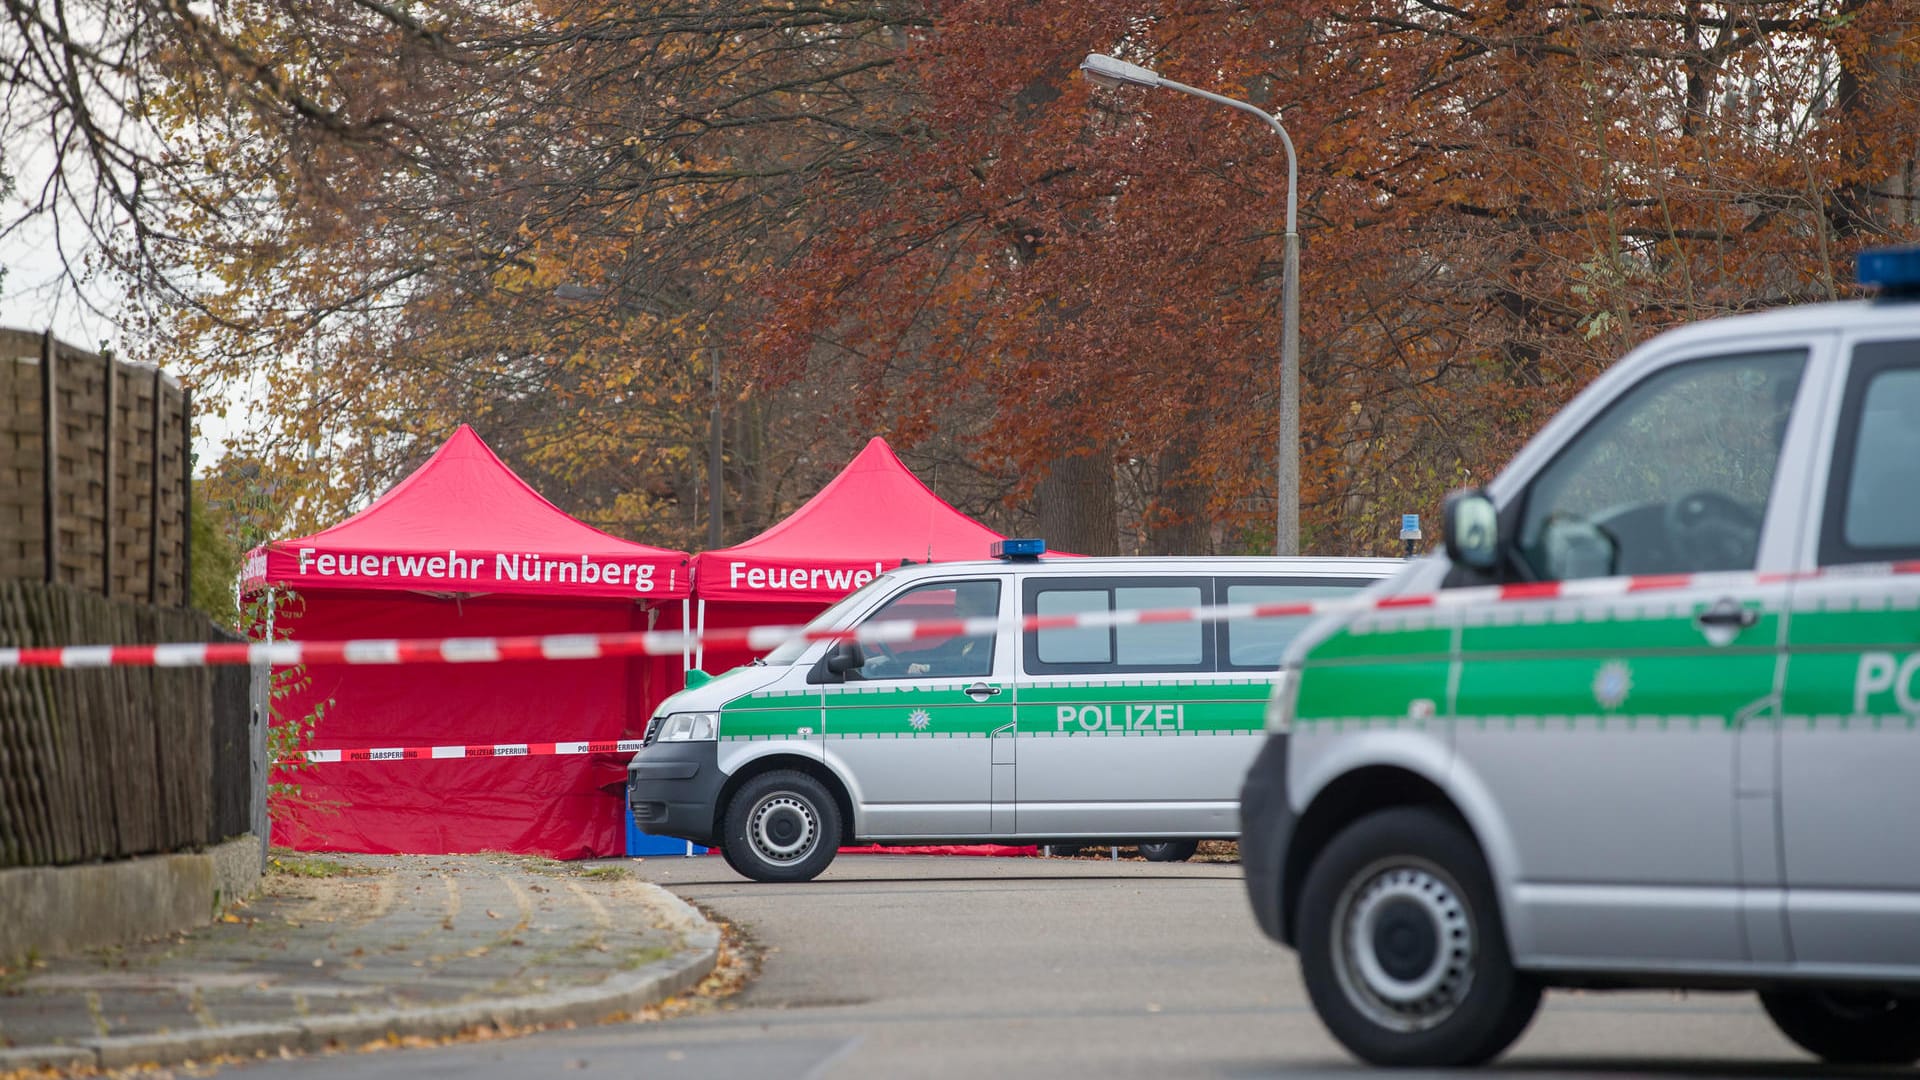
[1220,579,1377,670]
[1516,350,1805,580]
[1025,578,1211,675]
[1820,340,1920,565]
[1035,589,1110,663]
[1116,586,1204,665]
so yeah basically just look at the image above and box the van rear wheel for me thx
[1297,806,1539,1067]
[1139,841,1199,862]
[719,770,841,883]
[1760,990,1920,1065]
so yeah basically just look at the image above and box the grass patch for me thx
[268,851,351,878]
[481,852,569,877]
[579,865,632,881]
[620,945,676,970]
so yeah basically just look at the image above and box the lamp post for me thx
[707,345,723,549]
[1079,53,1301,556]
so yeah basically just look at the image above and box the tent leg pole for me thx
[694,599,705,671]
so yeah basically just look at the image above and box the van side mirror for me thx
[1443,489,1502,572]
[824,640,867,676]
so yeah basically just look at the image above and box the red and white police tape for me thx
[5,560,1919,672]
[296,739,645,764]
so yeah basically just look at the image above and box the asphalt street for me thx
[227,854,1855,1080]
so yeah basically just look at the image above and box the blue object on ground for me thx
[626,788,708,856]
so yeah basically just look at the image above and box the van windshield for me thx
[759,573,897,666]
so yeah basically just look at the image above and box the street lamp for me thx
[706,345,722,549]
[1079,53,1302,556]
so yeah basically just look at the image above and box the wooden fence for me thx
[0,330,253,869]
[0,581,251,869]
[0,328,191,606]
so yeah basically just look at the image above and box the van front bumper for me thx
[1238,733,1296,948]
[627,741,725,848]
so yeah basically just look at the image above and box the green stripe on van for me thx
[1296,658,1448,722]
[1017,681,1269,735]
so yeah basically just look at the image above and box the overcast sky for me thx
[0,213,124,348]
[2,212,239,469]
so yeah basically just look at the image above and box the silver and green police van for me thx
[1241,246,1920,1068]
[628,548,1396,882]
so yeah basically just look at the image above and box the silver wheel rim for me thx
[1330,856,1476,1033]
[748,792,818,864]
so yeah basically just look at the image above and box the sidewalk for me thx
[0,853,718,1073]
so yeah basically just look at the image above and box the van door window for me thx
[1115,586,1205,665]
[854,580,1000,680]
[1517,349,1806,580]
[1819,340,1920,564]
[1220,579,1378,670]
[1035,589,1110,664]
[1025,578,1211,675]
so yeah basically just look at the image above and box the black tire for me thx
[1760,989,1920,1065]
[1045,844,1083,858]
[1296,806,1539,1067]
[718,770,842,883]
[1139,841,1200,863]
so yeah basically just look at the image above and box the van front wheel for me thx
[720,771,841,883]
[1760,990,1920,1065]
[1297,807,1539,1067]
[1139,841,1199,863]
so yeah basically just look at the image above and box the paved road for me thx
[233,854,1846,1080]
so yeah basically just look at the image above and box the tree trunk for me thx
[1833,25,1920,235]
[1036,450,1118,556]
[1144,440,1211,555]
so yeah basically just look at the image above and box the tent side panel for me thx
[271,592,640,858]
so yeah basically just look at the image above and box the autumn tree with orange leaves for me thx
[751,0,1920,554]
[7,1,1917,557]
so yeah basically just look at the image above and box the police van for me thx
[1241,246,1920,1068]
[627,549,1397,882]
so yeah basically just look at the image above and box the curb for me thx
[0,835,264,970]
[0,884,720,1074]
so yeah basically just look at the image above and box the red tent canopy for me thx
[675,438,1039,861]
[691,437,1005,603]
[244,424,690,600]
[249,425,691,859]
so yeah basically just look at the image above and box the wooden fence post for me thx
[180,388,192,605]
[102,350,115,597]
[148,368,161,604]
[39,330,57,583]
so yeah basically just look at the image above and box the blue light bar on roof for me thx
[991,538,1047,561]
[1858,246,1920,298]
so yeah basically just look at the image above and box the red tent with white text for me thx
[688,436,1006,674]
[245,425,691,858]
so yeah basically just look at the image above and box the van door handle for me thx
[965,682,1003,700]
[1695,599,1758,647]
[1696,601,1758,629]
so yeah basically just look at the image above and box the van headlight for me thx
[657,712,719,742]
[1265,668,1299,734]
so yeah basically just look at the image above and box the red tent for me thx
[687,436,1006,673]
[686,437,1038,860]
[246,425,691,858]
